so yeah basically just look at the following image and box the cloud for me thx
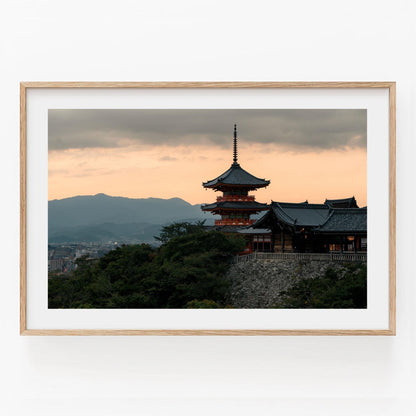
[159,155,177,161]
[48,109,366,152]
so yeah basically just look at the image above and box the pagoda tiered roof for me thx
[202,162,270,189]
[201,200,268,212]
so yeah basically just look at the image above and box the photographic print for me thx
[47,108,367,310]
[20,82,395,335]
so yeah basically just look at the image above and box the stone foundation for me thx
[226,259,353,308]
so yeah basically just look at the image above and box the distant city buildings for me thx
[48,242,119,274]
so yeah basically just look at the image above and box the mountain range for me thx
[49,193,213,244]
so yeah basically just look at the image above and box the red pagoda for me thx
[201,125,270,227]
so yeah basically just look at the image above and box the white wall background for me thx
[0,0,415,415]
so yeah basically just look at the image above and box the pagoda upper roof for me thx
[202,125,270,190]
[202,162,270,189]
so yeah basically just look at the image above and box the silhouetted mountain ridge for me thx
[48,194,212,243]
[49,193,206,227]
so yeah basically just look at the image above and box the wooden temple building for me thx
[201,126,367,254]
[246,199,367,253]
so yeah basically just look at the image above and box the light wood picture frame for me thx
[20,82,396,335]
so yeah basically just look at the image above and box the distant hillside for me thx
[48,194,213,243]
[49,193,207,227]
[48,222,165,244]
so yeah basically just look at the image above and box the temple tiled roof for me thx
[317,208,367,233]
[324,196,358,208]
[252,199,366,233]
[269,201,330,227]
[202,162,270,189]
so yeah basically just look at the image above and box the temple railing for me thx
[234,252,367,263]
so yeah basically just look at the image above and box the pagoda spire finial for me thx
[233,124,238,164]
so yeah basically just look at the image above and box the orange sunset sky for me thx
[48,109,367,207]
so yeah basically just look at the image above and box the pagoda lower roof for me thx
[201,201,269,211]
[203,162,270,189]
[215,225,246,232]
[237,227,271,235]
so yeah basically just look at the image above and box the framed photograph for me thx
[20,82,396,335]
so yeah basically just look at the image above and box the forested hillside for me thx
[49,222,245,308]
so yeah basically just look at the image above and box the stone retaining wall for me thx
[226,258,354,308]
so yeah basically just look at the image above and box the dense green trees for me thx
[154,220,206,244]
[48,223,245,309]
[49,222,367,309]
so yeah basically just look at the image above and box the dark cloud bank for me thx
[49,109,367,152]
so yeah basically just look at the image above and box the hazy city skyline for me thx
[48,109,367,206]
